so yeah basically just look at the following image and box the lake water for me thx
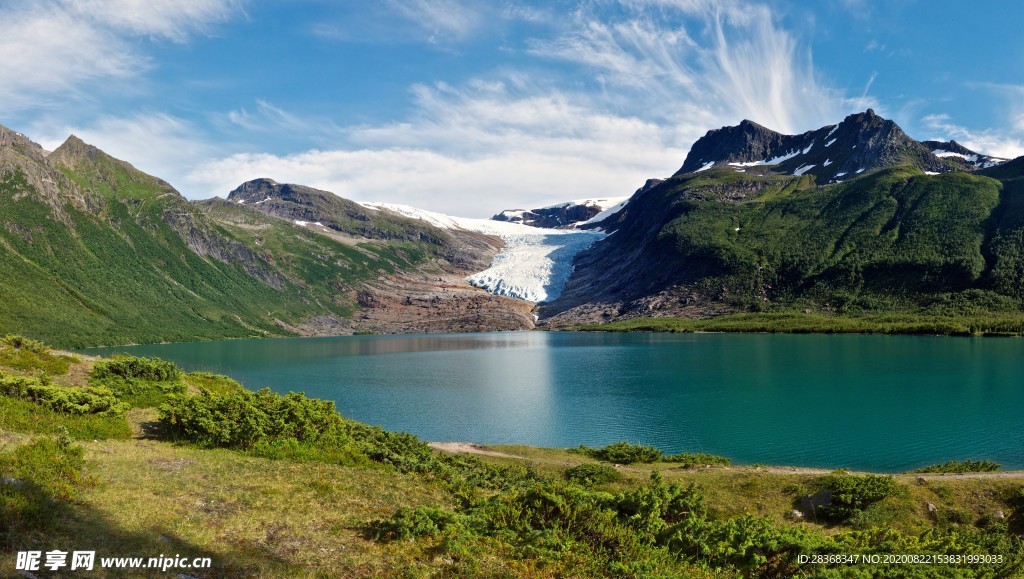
[82,332,1024,472]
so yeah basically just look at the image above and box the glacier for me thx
[360,202,607,303]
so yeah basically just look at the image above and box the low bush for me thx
[662,452,731,466]
[0,334,49,354]
[159,388,346,449]
[574,442,663,464]
[0,395,132,439]
[91,355,181,382]
[90,355,185,406]
[0,374,128,416]
[913,460,1001,473]
[819,474,904,522]
[183,372,245,396]
[565,463,621,486]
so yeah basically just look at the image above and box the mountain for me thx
[541,110,1024,324]
[675,109,960,182]
[492,196,629,229]
[0,125,532,347]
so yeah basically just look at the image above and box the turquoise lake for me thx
[82,332,1024,472]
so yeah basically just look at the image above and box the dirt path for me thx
[427,442,525,460]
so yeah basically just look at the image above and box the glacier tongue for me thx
[359,202,605,303]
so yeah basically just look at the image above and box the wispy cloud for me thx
[532,0,874,135]
[921,113,1024,159]
[0,0,242,111]
[186,81,685,215]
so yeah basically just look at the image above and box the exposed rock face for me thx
[677,109,948,181]
[225,179,534,333]
[922,139,1007,170]
[493,203,604,229]
[351,270,536,334]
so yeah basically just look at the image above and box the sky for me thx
[2,0,1023,216]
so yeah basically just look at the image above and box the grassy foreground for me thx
[1,335,1023,577]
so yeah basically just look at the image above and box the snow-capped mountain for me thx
[492,196,629,229]
[676,109,1006,183]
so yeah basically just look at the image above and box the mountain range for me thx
[2,109,1024,347]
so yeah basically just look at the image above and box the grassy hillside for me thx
[0,135,446,348]
[549,163,1024,327]
[2,335,1022,577]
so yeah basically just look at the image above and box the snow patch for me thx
[835,172,847,177]
[361,202,605,303]
[581,198,630,226]
[728,149,800,167]
[823,159,832,167]
[825,138,837,147]
[694,161,715,173]
[802,141,815,154]
[793,164,815,176]
[924,171,940,176]
[294,220,309,226]
[933,150,978,162]
[824,124,839,140]
[855,168,865,174]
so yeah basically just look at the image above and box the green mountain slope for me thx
[0,127,482,347]
[545,115,1024,324]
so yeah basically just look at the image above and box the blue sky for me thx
[2,0,1022,216]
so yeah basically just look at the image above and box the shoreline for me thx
[429,441,1024,479]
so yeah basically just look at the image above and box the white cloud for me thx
[921,114,1024,159]
[186,83,685,216]
[0,0,242,111]
[24,0,886,219]
[384,0,483,42]
[531,0,874,135]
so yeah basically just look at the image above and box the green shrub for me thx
[90,355,185,406]
[91,355,181,382]
[913,460,1001,473]
[0,334,49,354]
[819,474,903,522]
[574,442,663,464]
[159,388,346,449]
[565,463,622,486]
[371,506,465,541]
[0,395,132,439]
[662,452,731,466]
[183,372,245,396]
[0,374,128,416]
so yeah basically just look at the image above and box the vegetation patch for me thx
[0,431,87,550]
[662,452,731,466]
[573,441,663,464]
[0,373,127,416]
[817,474,905,522]
[89,355,186,406]
[564,463,622,486]
[913,460,1001,474]
[0,335,76,375]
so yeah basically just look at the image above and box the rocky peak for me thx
[0,124,51,167]
[50,135,184,199]
[675,109,946,180]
